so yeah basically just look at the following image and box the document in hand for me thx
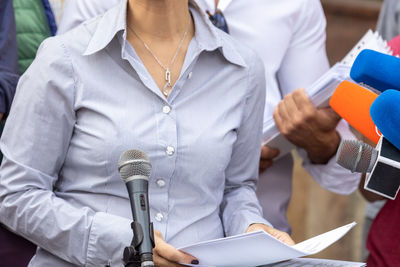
[178,222,356,267]
[263,63,351,160]
[266,258,366,267]
[263,30,392,160]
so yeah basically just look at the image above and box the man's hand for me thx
[0,113,3,121]
[153,230,199,266]
[273,88,341,164]
[246,224,295,246]
[259,145,280,173]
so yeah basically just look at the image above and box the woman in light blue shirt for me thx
[0,0,293,266]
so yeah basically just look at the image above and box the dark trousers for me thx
[0,122,36,266]
[0,225,36,267]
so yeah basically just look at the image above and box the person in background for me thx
[0,1,32,267]
[0,0,294,265]
[359,0,400,260]
[358,162,400,266]
[0,0,19,121]
[0,0,58,266]
[57,0,361,234]
[377,0,400,42]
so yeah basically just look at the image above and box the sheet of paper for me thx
[179,222,356,267]
[265,258,366,267]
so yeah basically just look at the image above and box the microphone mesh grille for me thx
[118,150,151,182]
[336,140,377,173]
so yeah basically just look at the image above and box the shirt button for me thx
[162,105,171,114]
[155,213,164,222]
[187,72,193,79]
[166,146,175,156]
[156,179,166,188]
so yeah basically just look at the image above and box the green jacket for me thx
[13,0,51,74]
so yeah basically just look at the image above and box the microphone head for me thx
[350,49,400,92]
[336,139,378,173]
[118,150,152,182]
[329,81,379,144]
[370,89,400,151]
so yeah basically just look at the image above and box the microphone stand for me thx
[123,221,155,267]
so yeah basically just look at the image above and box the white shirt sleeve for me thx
[277,0,361,194]
[57,0,120,34]
[277,0,330,96]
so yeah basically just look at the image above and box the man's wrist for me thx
[306,130,341,164]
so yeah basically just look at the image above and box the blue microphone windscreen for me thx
[370,90,400,151]
[350,49,400,92]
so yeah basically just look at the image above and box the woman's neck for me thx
[127,0,191,41]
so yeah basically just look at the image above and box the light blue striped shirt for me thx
[0,0,268,266]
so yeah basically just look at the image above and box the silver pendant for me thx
[165,69,171,87]
[162,83,172,97]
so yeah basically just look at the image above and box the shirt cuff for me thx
[86,212,133,267]
[227,210,272,237]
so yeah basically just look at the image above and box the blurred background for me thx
[288,0,383,262]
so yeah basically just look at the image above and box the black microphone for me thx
[336,137,400,200]
[118,150,155,267]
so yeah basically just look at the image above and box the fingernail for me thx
[191,259,199,265]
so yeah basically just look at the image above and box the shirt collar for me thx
[83,0,246,67]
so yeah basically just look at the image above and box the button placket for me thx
[166,146,175,156]
[155,212,164,222]
[156,179,166,188]
[162,105,171,114]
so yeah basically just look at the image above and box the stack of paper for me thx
[263,30,392,159]
[266,258,366,267]
[179,222,357,267]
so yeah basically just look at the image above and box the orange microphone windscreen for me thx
[329,81,380,144]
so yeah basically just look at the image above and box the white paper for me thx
[179,222,356,267]
[265,258,366,267]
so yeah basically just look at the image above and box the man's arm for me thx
[273,0,361,193]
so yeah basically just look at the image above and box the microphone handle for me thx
[126,179,155,265]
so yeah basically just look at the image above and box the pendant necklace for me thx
[127,16,191,97]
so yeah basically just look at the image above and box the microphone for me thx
[336,139,378,173]
[118,150,155,267]
[329,81,380,144]
[337,137,400,199]
[370,89,400,151]
[350,49,400,92]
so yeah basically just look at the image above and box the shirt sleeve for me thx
[0,0,19,116]
[277,0,361,194]
[57,0,120,35]
[0,37,132,266]
[221,52,271,237]
[277,0,330,96]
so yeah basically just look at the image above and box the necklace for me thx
[127,17,191,97]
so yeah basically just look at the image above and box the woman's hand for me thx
[153,230,199,266]
[246,224,295,246]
